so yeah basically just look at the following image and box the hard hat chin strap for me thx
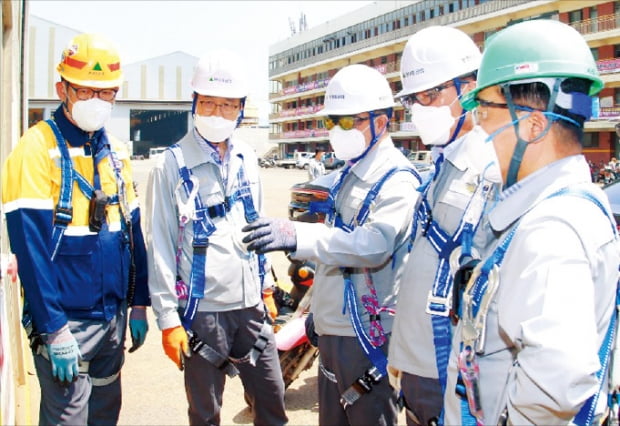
[443,78,467,148]
[502,80,560,189]
[350,109,391,164]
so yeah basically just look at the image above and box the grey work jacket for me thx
[388,136,498,378]
[443,155,619,425]
[292,138,421,337]
[145,130,268,331]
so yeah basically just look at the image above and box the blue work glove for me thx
[45,324,81,386]
[129,306,148,353]
[242,217,297,254]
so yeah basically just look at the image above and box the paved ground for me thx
[27,159,406,425]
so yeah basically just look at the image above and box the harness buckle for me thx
[426,291,451,317]
[339,366,382,409]
[54,206,73,226]
[193,240,208,255]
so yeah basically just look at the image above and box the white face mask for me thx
[71,98,112,132]
[194,115,237,142]
[463,125,502,183]
[329,126,367,161]
[410,103,455,146]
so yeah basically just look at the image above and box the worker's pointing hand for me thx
[242,217,297,254]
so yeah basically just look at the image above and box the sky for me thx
[29,0,375,122]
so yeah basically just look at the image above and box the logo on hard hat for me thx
[209,77,233,84]
[328,94,345,100]
[403,68,425,78]
[514,63,538,74]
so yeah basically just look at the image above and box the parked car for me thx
[411,161,434,184]
[322,152,345,170]
[602,179,620,231]
[295,152,314,169]
[407,150,432,164]
[149,146,166,160]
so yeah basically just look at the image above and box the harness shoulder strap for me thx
[343,166,421,368]
[169,145,216,330]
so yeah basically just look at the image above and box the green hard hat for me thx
[461,19,603,111]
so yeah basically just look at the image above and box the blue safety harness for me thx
[47,119,127,261]
[320,164,421,380]
[168,144,266,330]
[457,187,619,425]
[412,166,496,396]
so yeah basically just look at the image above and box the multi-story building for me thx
[268,0,620,166]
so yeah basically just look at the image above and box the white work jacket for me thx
[443,155,619,425]
[292,138,420,337]
[145,130,270,331]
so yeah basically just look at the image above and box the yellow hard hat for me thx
[57,33,123,88]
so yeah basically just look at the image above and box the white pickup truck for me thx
[276,151,313,169]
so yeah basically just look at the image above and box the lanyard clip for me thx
[175,175,200,224]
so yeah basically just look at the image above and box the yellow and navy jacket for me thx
[1,106,149,335]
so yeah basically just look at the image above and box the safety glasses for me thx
[399,81,455,107]
[323,115,370,131]
[472,98,535,125]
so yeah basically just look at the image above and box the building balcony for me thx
[269,62,399,101]
[269,121,419,142]
[598,106,620,120]
[598,57,620,74]
[570,13,620,36]
[270,128,330,141]
[269,104,324,120]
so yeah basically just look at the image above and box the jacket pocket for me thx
[55,234,99,310]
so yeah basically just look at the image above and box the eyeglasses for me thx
[400,81,455,107]
[472,97,535,124]
[323,115,370,131]
[67,84,118,102]
[199,99,241,115]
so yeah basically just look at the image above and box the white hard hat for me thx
[320,64,395,116]
[191,50,248,98]
[397,26,481,97]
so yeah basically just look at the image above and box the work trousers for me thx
[183,306,287,426]
[317,335,398,426]
[33,306,127,425]
[401,372,443,426]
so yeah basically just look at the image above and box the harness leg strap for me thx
[229,321,271,367]
[186,329,239,377]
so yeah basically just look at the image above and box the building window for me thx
[614,88,620,105]
[582,132,599,148]
[591,47,599,61]
[569,10,583,23]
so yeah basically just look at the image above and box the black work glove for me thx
[242,217,297,254]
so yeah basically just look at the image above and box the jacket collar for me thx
[53,105,105,149]
[349,136,396,181]
[488,155,592,232]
